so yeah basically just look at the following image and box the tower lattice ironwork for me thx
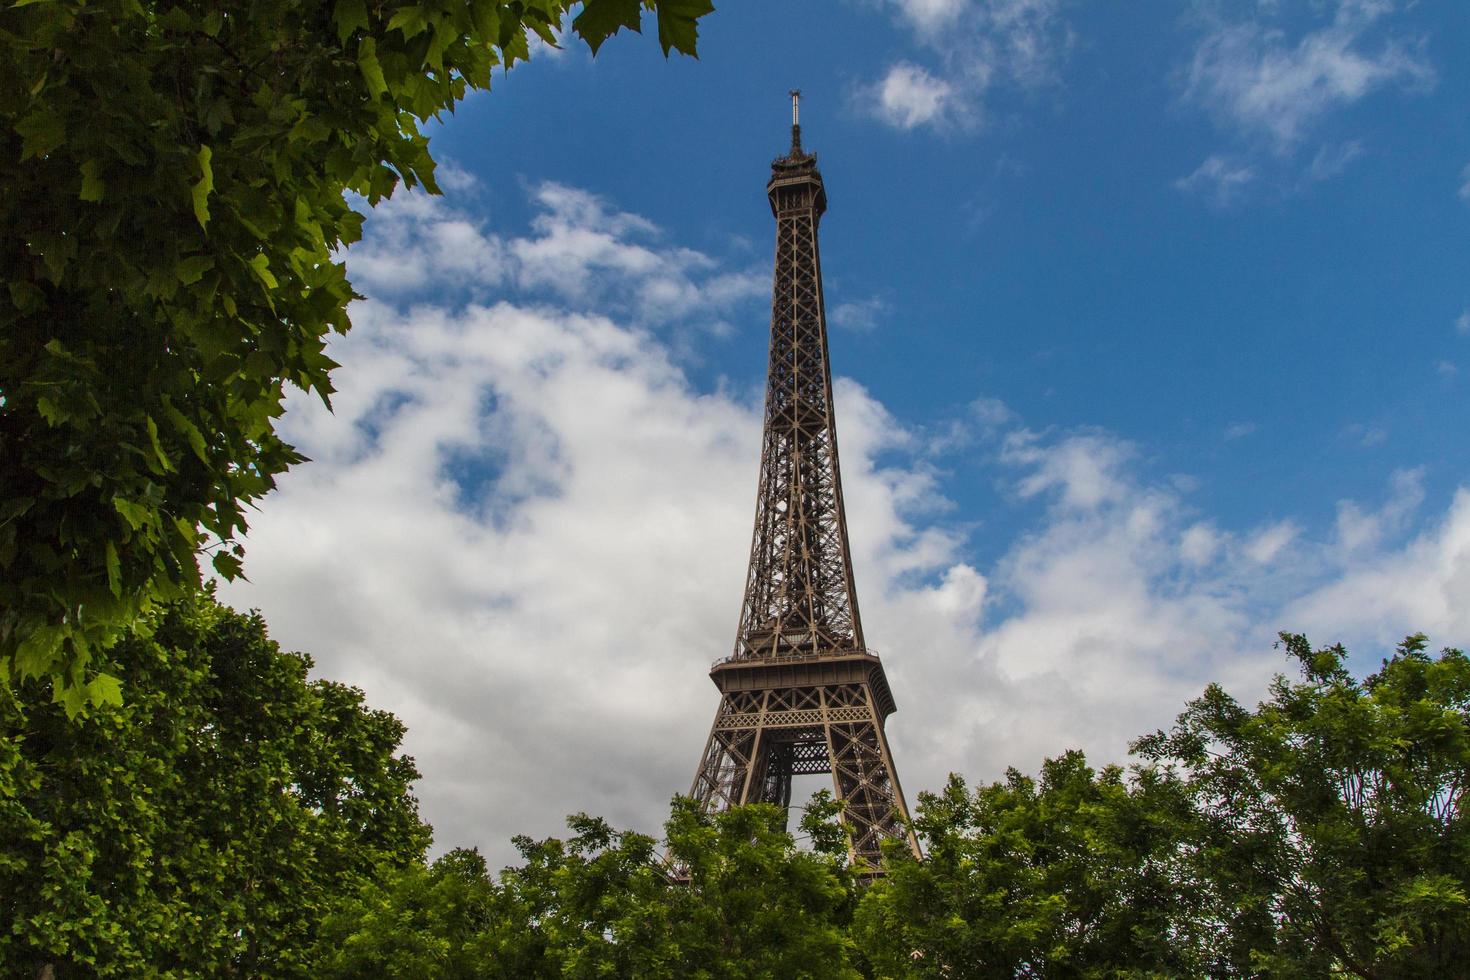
[689,94,919,869]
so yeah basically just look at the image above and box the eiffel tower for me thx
[689,94,919,869]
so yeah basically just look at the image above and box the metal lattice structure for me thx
[689,94,919,870]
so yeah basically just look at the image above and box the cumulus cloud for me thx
[345,191,509,296]
[1243,520,1299,564]
[1004,430,1134,511]
[870,62,955,130]
[1334,468,1424,554]
[863,0,1072,131]
[1287,487,1470,651]
[223,179,1470,870]
[347,177,765,328]
[1460,163,1470,204]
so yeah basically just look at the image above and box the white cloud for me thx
[1334,467,1423,554]
[970,396,1016,430]
[1183,0,1432,152]
[1243,519,1299,564]
[1307,139,1364,181]
[346,178,765,330]
[830,296,887,332]
[1175,2,1432,200]
[1223,421,1258,440]
[1344,422,1389,447]
[864,0,1071,131]
[223,181,1470,872]
[892,0,967,37]
[1175,155,1258,204]
[1288,489,1470,650]
[1004,430,1134,511]
[871,62,955,130]
[1457,309,1470,335]
[1180,523,1221,566]
[1460,163,1470,204]
[435,162,483,194]
[345,192,508,296]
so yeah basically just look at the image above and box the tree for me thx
[314,847,507,979]
[0,588,431,977]
[657,795,859,979]
[316,796,859,979]
[0,0,713,711]
[852,752,1206,978]
[1134,632,1470,977]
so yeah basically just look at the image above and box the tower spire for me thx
[687,102,918,872]
[789,88,802,155]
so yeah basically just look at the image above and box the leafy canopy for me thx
[317,796,858,979]
[854,753,1206,978]
[0,588,430,978]
[1135,632,1470,977]
[0,0,712,713]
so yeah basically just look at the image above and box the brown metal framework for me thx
[689,97,919,869]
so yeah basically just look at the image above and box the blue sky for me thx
[430,0,1470,562]
[220,0,1470,863]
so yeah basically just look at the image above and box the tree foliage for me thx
[317,796,857,979]
[852,634,1470,978]
[0,589,430,977]
[853,753,1206,978]
[1135,632,1470,977]
[0,0,712,710]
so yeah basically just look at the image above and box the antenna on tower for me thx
[789,88,802,153]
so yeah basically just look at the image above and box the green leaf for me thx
[8,280,44,313]
[655,0,713,58]
[524,13,560,48]
[145,415,174,473]
[105,540,121,598]
[333,0,369,41]
[358,36,389,98]
[192,145,214,229]
[114,497,149,531]
[573,0,643,54]
[56,679,88,719]
[176,255,215,285]
[35,395,66,426]
[212,550,244,580]
[162,397,210,463]
[84,672,124,709]
[80,160,106,202]
[15,108,64,159]
[248,253,278,289]
[386,5,430,39]
[470,0,501,44]
[15,626,63,679]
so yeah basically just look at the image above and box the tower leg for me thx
[689,681,919,869]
